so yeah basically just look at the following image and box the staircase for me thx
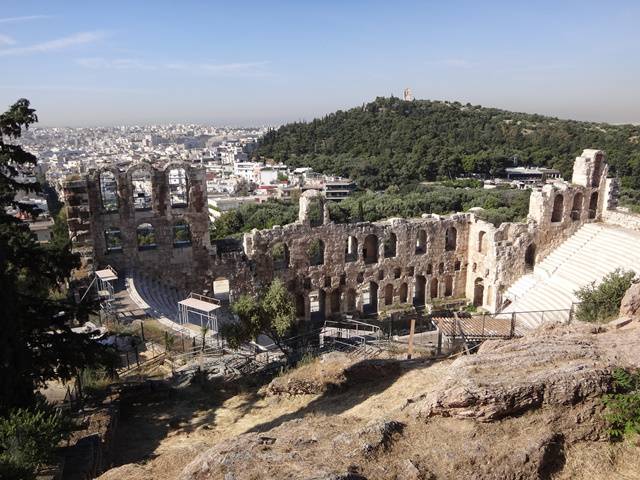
[503,223,640,329]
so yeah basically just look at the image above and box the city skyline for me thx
[1,0,640,126]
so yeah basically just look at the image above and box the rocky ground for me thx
[101,284,640,480]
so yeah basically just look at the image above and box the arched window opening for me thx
[525,243,536,270]
[415,230,427,254]
[399,283,408,303]
[589,192,598,219]
[473,278,484,307]
[592,153,603,187]
[571,193,583,221]
[363,234,379,264]
[393,267,401,279]
[478,231,486,253]
[384,284,393,306]
[414,275,426,306]
[213,277,230,304]
[132,168,153,211]
[309,289,326,321]
[384,233,397,258]
[445,226,457,251]
[105,227,122,253]
[357,271,364,283]
[345,236,358,263]
[168,167,188,207]
[363,282,378,314]
[173,220,191,247]
[426,264,433,275]
[345,289,357,312]
[454,260,461,271]
[444,276,453,297]
[99,171,118,211]
[430,278,439,299]
[272,242,290,270]
[551,194,564,223]
[330,290,341,315]
[136,223,156,250]
[438,262,445,274]
[308,239,325,266]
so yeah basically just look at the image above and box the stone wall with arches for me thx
[82,161,211,289]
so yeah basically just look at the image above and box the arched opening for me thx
[551,194,564,223]
[430,278,439,299]
[345,289,357,312]
[589,192,598,219]
[308,239,325,266]
[478,231,486,253]
[445,226,457,251]
[131,168,153,211]
[426,264,433,275]
[438,262,444,274]
[571,192,583,221]
[213,277,230,304]
[271,242,290,270]
[473,278,484,307]
[363,282,378,314]
[307,196,324,228]
[454,260,461,271]
[104,227,122,253]
[345,236,358,263]
[173,220,191,247]
[415,230,427,254]
[393,267,401,279]
[399,283,408,303]
[168,167,188,207]
[295,294,305,318]
[384,233,397,258]
[444,276,453,297]
[384,284,393,305]
[309,289,326,321]
[414,275,426,306]
[136,223,156,250]
[363,234,379,264]
[99,171,118,211]
[330,289,341,315]
[592,153,603,187]
[525,243,536,270]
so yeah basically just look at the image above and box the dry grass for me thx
[555,439,640,480]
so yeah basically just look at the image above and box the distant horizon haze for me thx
[1,0,639,127]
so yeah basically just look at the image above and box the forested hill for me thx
[256,97,640,190]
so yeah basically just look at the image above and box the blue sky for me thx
[0,0,639,126]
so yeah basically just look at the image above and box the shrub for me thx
[603,368,640,440]
[0,403,70,479]
[574,269,636,323]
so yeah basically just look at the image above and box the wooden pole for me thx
[407,318,416,360]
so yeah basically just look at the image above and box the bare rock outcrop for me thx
[418,323,613,421]
[619,281,640,320]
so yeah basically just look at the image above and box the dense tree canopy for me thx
[0,99,114,414]
[256,97,640,191]
[210,183,531,239]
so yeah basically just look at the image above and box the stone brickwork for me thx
[66,149,614,319]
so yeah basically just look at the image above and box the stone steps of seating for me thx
[504,223,640,328]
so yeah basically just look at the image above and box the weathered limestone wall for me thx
[68,148,614,318]
[79,162,210,290]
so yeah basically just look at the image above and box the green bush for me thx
[0,404,70,479]
[574,269,636,323]
[603,368,640,440]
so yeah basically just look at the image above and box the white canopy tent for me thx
[178,293,221,332]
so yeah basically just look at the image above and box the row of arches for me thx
[270,226,459,269]
[303,274,459,319]
[99,167,189,212]
[104,221,192,253]
[551,191,598,223]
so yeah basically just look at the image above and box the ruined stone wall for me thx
[68,148,614,318]
[76,161,211,290]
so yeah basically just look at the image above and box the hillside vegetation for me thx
[256,97,640,191]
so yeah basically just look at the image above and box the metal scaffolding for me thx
[178,292,221,332]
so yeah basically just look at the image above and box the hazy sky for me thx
[1,0,639,126]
